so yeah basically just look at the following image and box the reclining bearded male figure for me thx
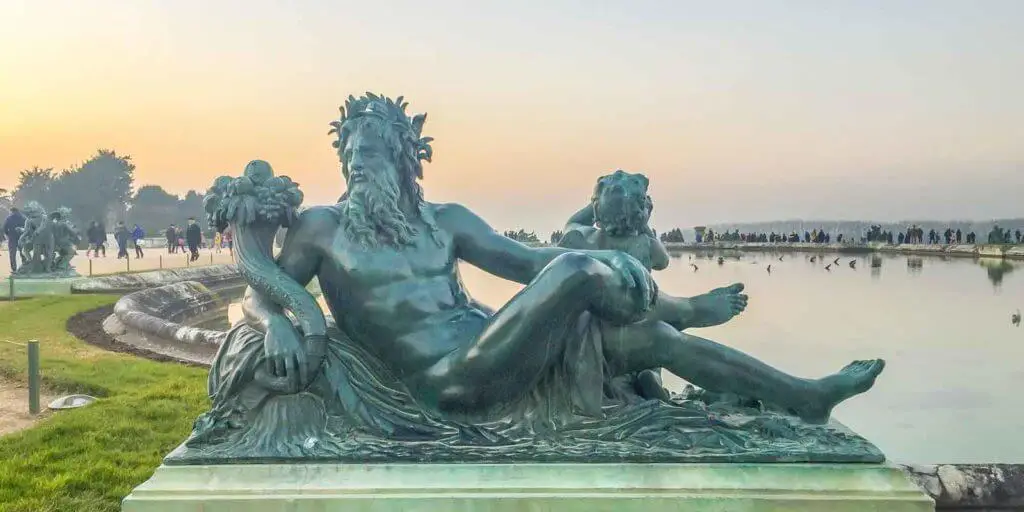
[212,93,885,448]
[558,170,750,402]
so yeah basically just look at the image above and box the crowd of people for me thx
[694,225,1024,246]
[161,218,217,262]
[697,228,849,244]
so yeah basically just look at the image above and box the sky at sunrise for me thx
[1,0,1022,232]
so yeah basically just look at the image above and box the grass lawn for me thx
[0,296,207,512]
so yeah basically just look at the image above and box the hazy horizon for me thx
[2,0,1022,231]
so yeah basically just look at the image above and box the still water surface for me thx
[227,251,1024,463]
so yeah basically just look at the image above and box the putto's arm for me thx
[564,203,595,232]
[649,236,670,271]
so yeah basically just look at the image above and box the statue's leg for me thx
[653,284,748,331]
[602,320,884,424]
[419,252,632,413]
[636,284,748,401]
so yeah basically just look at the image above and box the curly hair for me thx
[328,93,440,246]
[592,170,653,237]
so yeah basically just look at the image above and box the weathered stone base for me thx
[122,462,933,511]
[7,276,84,297]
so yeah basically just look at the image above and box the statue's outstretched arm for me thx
[442,202,619,285]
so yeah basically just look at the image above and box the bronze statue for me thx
[179,93,886,464]
[13,202,79,277]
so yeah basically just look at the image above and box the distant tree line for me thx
[4,149,208,240]
[659,228,685,243]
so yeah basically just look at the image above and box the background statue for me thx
[16,202,54,275]
[177,93,886,464]
[51,207,80,273]
[13,201,80,277]
[988,225,1002,244]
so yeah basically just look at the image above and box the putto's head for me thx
[22,202,45,220]
[592,170,652,237]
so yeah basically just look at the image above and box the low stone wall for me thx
[105,281,229,365]
[73,264,243,294]
[900,464,1024,510]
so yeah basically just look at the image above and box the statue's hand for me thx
[260,317,308,393]
[596,251,658,322]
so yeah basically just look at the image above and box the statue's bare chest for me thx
[591,231,652,269]
[324,228,455,286]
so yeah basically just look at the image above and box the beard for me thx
[342,167,417,249]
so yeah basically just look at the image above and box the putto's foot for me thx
[793,359,886,424]
[690,283,748,328]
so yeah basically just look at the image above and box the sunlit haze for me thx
[2,0,1022,232]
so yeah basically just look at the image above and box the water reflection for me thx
[906,257,923,275]
[870,256,883,280]
[980,259,1017,288]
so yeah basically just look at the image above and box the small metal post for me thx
[210,252,214,265]
[159,254,163,269]
[27,340,40,415]
[8,276,13,300]
[126,256,131,273]
[89,259,93,276]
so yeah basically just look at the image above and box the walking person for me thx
[114,222,130,259]
[222,227,233,256]
[213,231,222,253]
[2,207,26,273]
[176,227,186,254]
[132,224,145,258]
[87,221,106,258]
[165,224,177,253]
[185,217,202,262]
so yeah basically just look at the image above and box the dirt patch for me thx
[66,305,206,368]
[0,377,54,436]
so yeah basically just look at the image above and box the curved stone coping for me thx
[665,242,1024,259]
[900,463,1024,510]
[111,281,228,351]
[72,264,243,294]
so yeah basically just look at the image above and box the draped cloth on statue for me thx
[170,309,884,464]
[203,310,633,439]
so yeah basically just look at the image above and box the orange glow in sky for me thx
[2,0,1022,230]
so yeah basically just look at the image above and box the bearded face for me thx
[340,122,416,248]
[592,171,652,237]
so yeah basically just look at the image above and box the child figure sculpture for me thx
[560,170,749,400]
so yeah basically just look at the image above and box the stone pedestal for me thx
[7,276,83,297]
[122,462,934,511]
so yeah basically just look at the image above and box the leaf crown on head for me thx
[327,93,434,179]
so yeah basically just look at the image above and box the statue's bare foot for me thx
[792,359,886,424]
[689,283,748,328]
